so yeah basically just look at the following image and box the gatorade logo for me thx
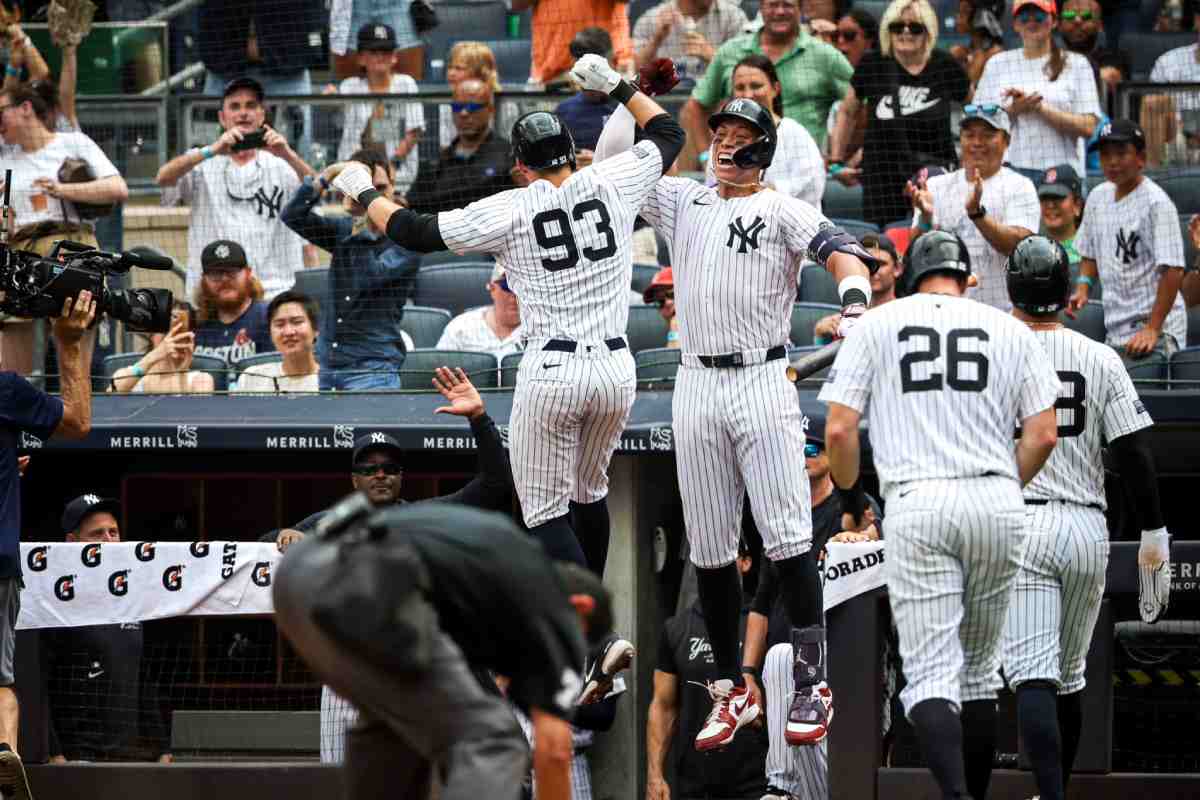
[55,575,76,601]
[190,541,210,558]
[81,543,102,568]
[251,561,271,587]
[136,542,156,562]
[108,570,130,597]
[27,546,48,572]
[162,565,183,591]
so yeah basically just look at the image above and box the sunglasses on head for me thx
[1015,7,1050,22]
[804,442,823,458]
[451,101,486,114]
[1060,9,1094,19]
[888,20,927,35]
[964,103,1002,116]
[352,462,402,476]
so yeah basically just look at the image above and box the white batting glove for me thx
[570,53,621,95]
[1138,528,1170,624]
[331,162,375,203]
[836,303,867,339]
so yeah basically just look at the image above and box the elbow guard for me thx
[385,208,447,253]
[642,113,686,174]
[808,224,883,274]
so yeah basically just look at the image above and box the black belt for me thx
[696,345,786,369]
[1025,499,1105,512]
[543,338,626,353]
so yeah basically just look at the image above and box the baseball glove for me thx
[48,0,97,48]
[636,58,681,97]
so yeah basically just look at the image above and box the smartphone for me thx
[231,128,268,152]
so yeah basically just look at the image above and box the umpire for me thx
[273,499,612,800]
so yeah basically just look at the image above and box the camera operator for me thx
[0,290,95,796]
[0,81,128,374]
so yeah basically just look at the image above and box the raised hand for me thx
[432,367,485,419]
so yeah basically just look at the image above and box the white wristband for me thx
[837,275,872,305]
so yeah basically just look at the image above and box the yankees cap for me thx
[1089,119,1145,153]
[62,494,121,535]
[357,23,397,51]
[202,240,248,272]
[353,432,404,465]
[1037,163,1082,199]
[223,76,265,102]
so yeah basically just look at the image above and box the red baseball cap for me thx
[1014,0,1056,14]
[642,267,673,304]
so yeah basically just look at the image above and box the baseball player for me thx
[1002,235,1169,800]
[330,54,684,573]
[820,230,1061,800]
[595,96,880,753]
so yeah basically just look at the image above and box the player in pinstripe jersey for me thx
[820,230,1062,800]
[596,96,880,752]
[1001,235,1170,800]
[332,53,684,572]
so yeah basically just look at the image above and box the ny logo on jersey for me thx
[1115,229,1141,264]
[726,215,766,254]
[251,186,284,220]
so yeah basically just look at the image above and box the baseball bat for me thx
[786,340,842,383]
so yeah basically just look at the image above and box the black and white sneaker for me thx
[0,742,33,800]
[579,634,634,705]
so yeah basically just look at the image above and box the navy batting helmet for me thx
[708,97,777,169]
[905,230,971,290]
[1006,235,1071,315]
[511,111,577,172]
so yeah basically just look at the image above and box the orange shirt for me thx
[530,0,633,83]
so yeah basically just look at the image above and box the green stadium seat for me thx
[399,349,499,390]
[1064,300,1105,343]
[413,263,495,316]
[100,353,229,391]
[626,304,670,353]
[233,352,283,375]
[291,268,329,303]
[635,347,681,381]
[500,351,524,388]
[822,182,864,220]
[791,302,840,347]
[401,307,454,349]
[798,265,840,305]
[1169,346,1200,389]
[1126,351,1168,390]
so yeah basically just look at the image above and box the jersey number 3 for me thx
[898,326,990,393]
[532,200,618,272]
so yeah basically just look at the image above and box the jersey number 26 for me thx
[898,326,990,393]
[532,200,618,272]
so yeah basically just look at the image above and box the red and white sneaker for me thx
[694,679,761,751]
[579,635,635,705]
[786,681,833,745]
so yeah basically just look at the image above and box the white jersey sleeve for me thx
[817,320,878,413]
[1150,189,1187,269]
[1016,324,1062,420]
[589,139,664,213]
[637,176,692,243]
[438,190,518,255]
[1101,346,1154,441]
[1007,173,1043,235]
[1074,193,1098,261]
[594,102,637,164]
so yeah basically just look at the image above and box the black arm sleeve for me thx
[385,207,449,253]
[573,693,620,732]
[433,413,513,511]
[751,560,779,616]
[1109,429,1165,531]
[641,113,686,176]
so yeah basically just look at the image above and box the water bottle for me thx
[679,16,702,82]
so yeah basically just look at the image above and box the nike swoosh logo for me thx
[87,670,104,679]
[542,363,561,370]
[692,197,713,206]
[730,693,750,713]
[899,488,915,498]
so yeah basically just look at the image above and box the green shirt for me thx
[690,28,853,147]
[1060,236,1081,265]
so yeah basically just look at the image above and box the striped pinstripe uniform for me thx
[819,294,1061,714]
[437,140,665,529]
[764,642,828,798]
[320,685,359,763]
[1003,327,1152,692]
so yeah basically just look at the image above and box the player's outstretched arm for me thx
[1112,430,1172,622]
[1015,407,1058,486]
[825,402,863,493]
[807,223,880,338]
[331,163,449,253]
[646,670,679,800]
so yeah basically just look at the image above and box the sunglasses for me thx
[654,290,675,307]
[887,21,927,36]
[833,29,859,42]
[1059,9,1094,19]
[804,443,823,458]
[450,101,487,114]
[964,103,1002,116]
[352,462,402,476]
[1015,7,1050,23]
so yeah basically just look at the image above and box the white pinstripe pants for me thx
[673,361,812,569]
[321,685,359,764]
[764,642,828,799]
[884,476,1026,716]
[510,342,636,528]
[1002,504,1108,694]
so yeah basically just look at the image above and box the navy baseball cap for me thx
[222,76,265,102]
[803,414,826,447]
[353,432,404,465]
[357,23,397,51]
[201,240,248,272]
[1037,164,1082,199]
[1089,119,1145,153]
[62,494,120,535]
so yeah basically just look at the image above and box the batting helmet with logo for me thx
[511,111,577,172]
[1006,235,1072,315]
[707,97,777,169]
[905,230,971,291]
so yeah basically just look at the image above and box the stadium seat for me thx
[413,263,495,316]
[401,306,453,349]
[419,251,495,267]
[500,351,524,388]
[632,263,660,295]
[99,353,229,391]
[788,345,832,382]
[1064,300,1105,342]
[424,4,510,76]
[822,182,864,220]
[447,39,533,83]
[292,268,329,303]
[798,264,840,305]
[791,302,840,347]
[233,352,283,375]
[831,218,880,241]
[1169,346,1200,388]
[1126,350,1168,390]
[855,0,889,21]
[1159,173,1200,216]
[626,304,670,353]
[1121,32,1195,78]
[635,347,681,382]
[1189,305,1200,347]
[399,349,499,390]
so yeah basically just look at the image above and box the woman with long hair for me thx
[827,0,969,226]
[438,41,519,150]
[974,0,1101,174]
[110,302,216,394]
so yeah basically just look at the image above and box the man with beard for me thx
[192,240,274,367]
